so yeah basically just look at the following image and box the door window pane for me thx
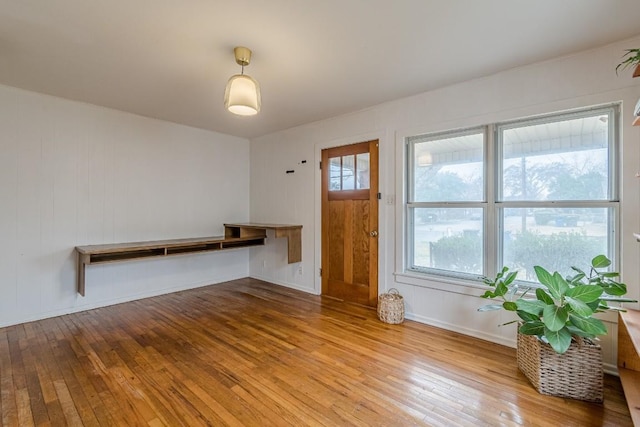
[342,155,355,190]
[356,153,370,189]
[329,157,341,191]
[411,207,483,275]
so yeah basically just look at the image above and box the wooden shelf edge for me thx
[620,310,640,361]
[619,368,640,426]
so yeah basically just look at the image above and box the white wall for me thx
[250,36,640,371]
[0,85,251,327]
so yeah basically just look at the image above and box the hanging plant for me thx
[615,48,640,77]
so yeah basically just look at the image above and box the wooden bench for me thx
[618,309,640,425]
[75,223,302,296]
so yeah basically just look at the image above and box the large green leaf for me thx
[481,290,495,299]
[586,299,601,311]
[503,301,518,311]
[519,321,545,336]
[569,314,607,336]
[565,285,603,303]
[503,271,518,286]
[494,280,508,297]
[534,266,554,287]
[516,299,545,316]
[552,272,569,296]
[591,255,611,269]
[517,310,540,322]
[535,267,569,300]
[566,272,586,285]
[601,272,620,278]
[603,282,627,296]
[542,304,568,332]
[565,297,594,317]
[535,288,554,305]
[544,326,573,354]
[566,325,595,338]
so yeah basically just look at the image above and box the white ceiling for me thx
[1,1,639,139]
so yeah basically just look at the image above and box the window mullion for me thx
[486,124,497,278]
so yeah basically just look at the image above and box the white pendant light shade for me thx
[224,74,261,116]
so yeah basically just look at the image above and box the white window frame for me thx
[401,104,620,284]
[405,126,488,280]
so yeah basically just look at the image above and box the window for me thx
[405,105,619,282]
[407,128,485,276]
[329,153,370,191]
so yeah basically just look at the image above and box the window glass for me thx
[410,132,484,202]
[329,154,369,191]
[356,153,370,189]
[411,208,483,275]
[502,207,610,281]
[342,155,355,190]
[329,157,341,191]
[501,114,610,201]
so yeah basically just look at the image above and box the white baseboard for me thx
[249,274,317,294]
[0,273,245,328]
[405,312,516,348]
[404,313,620,377]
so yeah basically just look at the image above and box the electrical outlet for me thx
[297,265,303,275]
[262,260,266,269]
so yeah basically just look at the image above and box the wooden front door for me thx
[321,140,379,306]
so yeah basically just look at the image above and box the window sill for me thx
[394,270,489,297]
[393,270,620,323]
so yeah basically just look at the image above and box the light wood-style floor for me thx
[0,278,632,426]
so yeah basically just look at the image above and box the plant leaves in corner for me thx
[519,321,545,336]
[591,254,611,269]
[542,304,568,332]
[535,288,554,305]
[516,299,545,316]
[565,296,594,317]
[544,326,572,354]
[569,314,607,336]
[565,285,603,303]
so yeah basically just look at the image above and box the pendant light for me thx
[224,46,261,116]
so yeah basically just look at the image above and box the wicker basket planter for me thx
[377,289,404,324]
[517,332,603,402]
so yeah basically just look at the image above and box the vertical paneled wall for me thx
[0,85,250,327]
[249,36,640,370]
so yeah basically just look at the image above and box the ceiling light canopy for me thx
[224,46,261,116]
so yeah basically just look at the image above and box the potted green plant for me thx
[478,255,636,401]
[615,48,640,78]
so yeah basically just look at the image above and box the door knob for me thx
[370,230,378,237]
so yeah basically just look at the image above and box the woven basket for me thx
[517,332,603,402]
[377,289,404,324]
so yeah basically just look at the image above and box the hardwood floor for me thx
[0,278,632,426]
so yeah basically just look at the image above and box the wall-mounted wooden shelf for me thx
[75,223,302,296]
[618,309,640,426]
[224,223,302,264]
